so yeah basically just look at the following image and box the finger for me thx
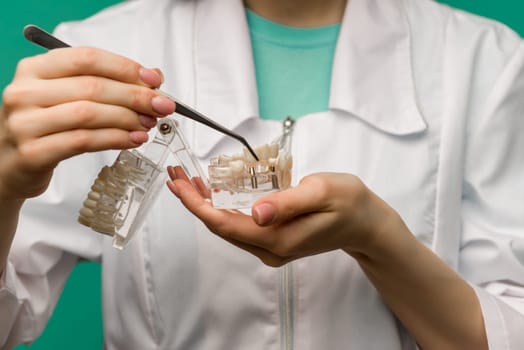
[252,176,330,226]
[192,176,211,199]
[167,165,210,199]
[10,101,154,140]
[167,165,190,182]
[9,77,175,117]
[17,128,147,170]
[17,47,163,88]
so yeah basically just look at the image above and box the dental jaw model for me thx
[208,117,294,208]
[77,117,294,250]
[78,119,207,250]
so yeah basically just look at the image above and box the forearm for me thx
[0,198,24,275]
[346,215,487,350]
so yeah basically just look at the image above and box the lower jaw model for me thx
[208,142,292,208]
[77,117,295,250]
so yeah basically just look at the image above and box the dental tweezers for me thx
[23,24,260,161]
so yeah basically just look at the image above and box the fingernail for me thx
[152,95,176,115]
[130,131,148,144]
[139,67,162,86]
[167,166,177,180]
[139,114,157,128]
[153,68,165,84]
[253,203,276,226]
[167,180,180,197]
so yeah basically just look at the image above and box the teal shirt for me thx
[246,9,341,121]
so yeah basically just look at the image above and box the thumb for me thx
[251,176,327,226]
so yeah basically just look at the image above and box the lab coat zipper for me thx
[278,117,296,350]
[279,263,294,350]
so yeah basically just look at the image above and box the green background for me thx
[0,1,522,349]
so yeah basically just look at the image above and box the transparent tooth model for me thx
[208,117,295,209]
[77,118,207,250]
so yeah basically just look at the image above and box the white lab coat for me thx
[1,0,523,349]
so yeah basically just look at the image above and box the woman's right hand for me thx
[0,47,175,200]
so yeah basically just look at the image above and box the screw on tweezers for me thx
[159,122,172,134]
[23,24,260,162]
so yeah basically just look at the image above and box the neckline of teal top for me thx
[245,9,341,48]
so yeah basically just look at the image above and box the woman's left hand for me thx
[166,165,401,266]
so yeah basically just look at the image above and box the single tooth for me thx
[83,199,97,209]
[126,162,145,173]
[88,191,101,201]
[101,179,120,191]
[218,154,233,165]
[281,170,291,189]
[97,213,117,224]
[104,188,126,201]
[115,167,140,182]
[104,180,124,192]
[98,166,111,180]
[232,153,243,161]
[124,169,144,180]
[79,207,95,218]
[96,214,116,225]
[108,176,127,189]
[93,175,106,184]
[94,190,113,203]
[96,204,118,213]
[91,179,107,193]
[255,144,270,161]
[229,160,244,175]
[213,166,233,178]
[269,143,279,158]
[113,165,127,177]
[120,163,143,176]
[277,152,292,170]
[77,215,92,227]
[91,182,104,192]
[243,147,257,163]
[277,152,287,171]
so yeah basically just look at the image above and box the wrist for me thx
[0,196,25,208]
[0,197,25,275]
[0,186,26,204]
[344,203,414,262]
[0,173,27,203]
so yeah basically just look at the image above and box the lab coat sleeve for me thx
[0,152,105,349]
[459,42,524,349]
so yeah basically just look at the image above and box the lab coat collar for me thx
[193,0,426,157]
[331,0,427,135]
